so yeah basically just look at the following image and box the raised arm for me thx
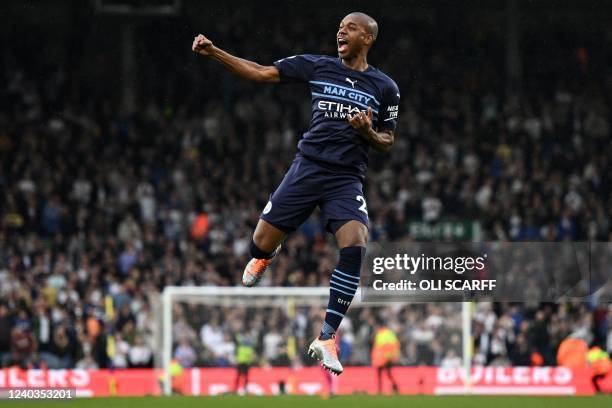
[192,34,279,83]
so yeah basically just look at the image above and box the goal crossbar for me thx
[161,286,352,395]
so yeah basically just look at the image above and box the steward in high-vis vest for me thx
[587,346,611,394]
[371,325,400,394]
[234,333,256,393]
[157,359,185,395]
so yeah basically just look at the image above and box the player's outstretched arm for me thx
[348,107,394,153]
[192,34,279,83]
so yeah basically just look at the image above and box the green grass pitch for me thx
[6,395,612,408]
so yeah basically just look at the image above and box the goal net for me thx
[159,286,470,396]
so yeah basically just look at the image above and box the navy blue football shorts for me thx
[260,154,369,234]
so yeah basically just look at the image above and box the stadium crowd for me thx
[172,301,604,368]
[1,7,611,369]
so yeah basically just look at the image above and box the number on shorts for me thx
[356,195,368,214]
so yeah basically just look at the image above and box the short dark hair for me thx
[348,12,378,41]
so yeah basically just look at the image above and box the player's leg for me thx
[321,186,368,340]
[308,176,369,375]
[242,219,286,287]
[335,219,368,246]
[243,158,319,286]
[320,219,366,338]
[252,219,286,253]
[308,221,367,375]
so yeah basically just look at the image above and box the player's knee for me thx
[336,221,368,248]
[251,227,268,249]
[251,220,285,255]
[342,234,367,248]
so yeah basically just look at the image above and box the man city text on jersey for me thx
[274,54,400,178]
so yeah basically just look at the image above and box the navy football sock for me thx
[249,240,276,260]
[320,246,365,340]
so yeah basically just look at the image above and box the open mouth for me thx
[337,38,349,53]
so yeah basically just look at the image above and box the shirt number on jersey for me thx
[356,195,368,215]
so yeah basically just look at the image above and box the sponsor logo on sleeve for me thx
[384,105,399,121]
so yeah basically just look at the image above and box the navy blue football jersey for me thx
[273,54,400,177]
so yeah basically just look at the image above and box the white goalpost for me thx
[160,286,471,396]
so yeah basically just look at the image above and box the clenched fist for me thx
[192,34,214,56]
[347,106,374,136]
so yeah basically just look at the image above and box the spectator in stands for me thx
[174,338,197,368]
[128,335,153,368]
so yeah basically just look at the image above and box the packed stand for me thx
[169,301,611,368]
